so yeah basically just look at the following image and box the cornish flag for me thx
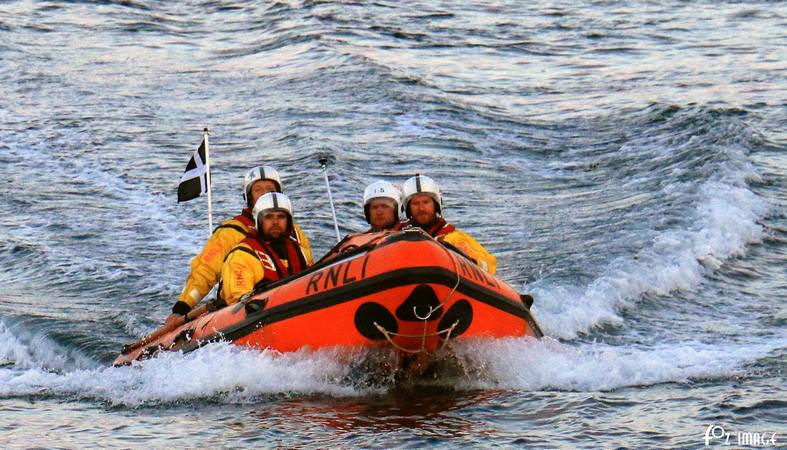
[177,138,210,202]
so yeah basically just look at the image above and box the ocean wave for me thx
[0,320,96,373]
[529,108,768,339]
[533,179,766,339]
[449,336,785,392]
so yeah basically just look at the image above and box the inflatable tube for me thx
[113,229,543,366]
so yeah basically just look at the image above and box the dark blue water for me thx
[1,1,785,448]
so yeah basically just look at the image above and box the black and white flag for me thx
[177,138,210,202]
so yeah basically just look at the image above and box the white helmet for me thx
[243,166,282,206]
[252,192,293,232]
[402,174,443,218]
[363,180,402,224]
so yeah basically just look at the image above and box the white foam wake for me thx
[449,336,783,392]
[0,343,361,407]
[1,335,781,405]
[530,174,768,339]
[0,320,96,372]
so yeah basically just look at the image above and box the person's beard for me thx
[267,235,287,259]
[263,230,286,243]
[371,217,393,230]
[414,216,439,230]
[262,219,289,243]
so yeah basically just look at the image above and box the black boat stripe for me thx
[181,266,544,353]
[262,230,421,293]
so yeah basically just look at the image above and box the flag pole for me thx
[203,127,213,236]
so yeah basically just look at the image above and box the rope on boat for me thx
[374,240,466,354]
[373,319,460,354]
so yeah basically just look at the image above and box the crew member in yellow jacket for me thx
[164,166,312,327]
[400,174,497,274]
[220,192,308,305]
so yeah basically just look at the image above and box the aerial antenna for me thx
[319,153,341,242]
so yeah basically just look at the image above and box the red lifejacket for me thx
[213,208,256,236]
[242,234,307,287]
[400,217,455,238]
[235,208,255,228]
[232,208,303,243]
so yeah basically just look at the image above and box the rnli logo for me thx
[305,253,370,295]
[454,256,499,288]
[202,243,222,264]
[233,267,245,288]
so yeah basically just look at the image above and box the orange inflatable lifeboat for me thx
[113,229,543,366]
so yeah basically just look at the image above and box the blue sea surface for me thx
[0,1,785,448]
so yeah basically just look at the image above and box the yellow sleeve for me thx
[293,223,313,266]
[220,244,266,305]
[178,219,249,308]
[441,229,497,275]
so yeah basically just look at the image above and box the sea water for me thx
[0,1,784,448]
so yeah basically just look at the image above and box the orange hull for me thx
[113,230,543,366]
